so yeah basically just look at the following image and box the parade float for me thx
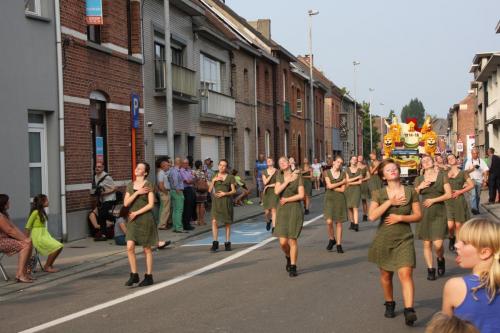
[382,115,437,184]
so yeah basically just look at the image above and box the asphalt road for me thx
[1,195,464,333]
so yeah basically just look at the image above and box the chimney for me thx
[248,19,271,39]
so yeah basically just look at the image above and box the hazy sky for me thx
[227,0,500,118]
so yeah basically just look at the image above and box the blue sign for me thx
[86,0,103,25]
[96,136,104,163]
[131,94,140,129]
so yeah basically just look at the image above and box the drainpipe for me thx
[55,0,67,241]
[164,1,174,156]
[272,63,278,158]
[254,57,259,159]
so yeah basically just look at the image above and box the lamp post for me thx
[369,87,375,153]
[308,9,319,159]
[353,61,360,155]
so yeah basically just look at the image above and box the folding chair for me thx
[0,252,9,281]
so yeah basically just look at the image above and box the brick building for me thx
[289,63,308,164]
[61,0,144,240]
[448,94,476,159]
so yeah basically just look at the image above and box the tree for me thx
[387,109,396,121]
[362,102,381,158]
[400,98,426,127]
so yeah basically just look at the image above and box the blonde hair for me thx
[457,218,500,303]
[425,312,479,333]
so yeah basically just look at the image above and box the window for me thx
[25,0,41,16]
[243,69,249,103]
[87,25,101,44]
[28,114,48,199]
[284,130,289,157]
[126,0,132,54]
[154,42,166,89]
[171,47,183,66]
[244,129,251,173]
[265,131,271,158]
[282,70,287,102]
[200,54,222,92]
[90,98,107,171]
[264,70,270,102]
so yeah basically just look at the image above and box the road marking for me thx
[19,214,324,333]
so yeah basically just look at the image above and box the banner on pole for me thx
[86,0,103,25]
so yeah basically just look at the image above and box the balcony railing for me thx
[284,101,290,122]
[172,64,197,97]
[200,89,235,122]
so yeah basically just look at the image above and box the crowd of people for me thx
[0,147,499,332]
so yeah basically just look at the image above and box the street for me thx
[0,195,467,333]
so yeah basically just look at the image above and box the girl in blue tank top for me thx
[441,218,500,333]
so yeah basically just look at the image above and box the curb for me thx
[481,203,500,221]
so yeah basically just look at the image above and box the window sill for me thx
[128,55,143,64]
[86,41,113,55]
[154,89,166,97]
[25,13,51,23]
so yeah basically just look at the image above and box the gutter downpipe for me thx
[55,0,68,241]
[164,1,174,156]
[254,57,259,159]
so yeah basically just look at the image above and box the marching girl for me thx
[358,155,371,222]
[346,156,363,232]
[368,151,383,193]
[301,158,313,215]
[262,157,279,232]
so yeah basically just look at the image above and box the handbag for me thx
[195,177,209,193]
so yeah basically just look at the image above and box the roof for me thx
[431,118,448,136]
[496,20,500,33]
[476,53,500,82]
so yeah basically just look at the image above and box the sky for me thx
[227,0,500,118]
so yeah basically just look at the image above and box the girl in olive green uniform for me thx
[124,162,158,287]
[274,156,305,277]
[358,155,371,222]
[368,159,422,326]
[324,156,348,253]
[368,151,383,194]
[415,155,452,281]
[262,158,279,231]
[209,159,236,252]
[346,156,363,232]
[445,154,474,252]
[301,158,313,215]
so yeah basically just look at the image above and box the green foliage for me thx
[400,98,426,127]
[388,109,396,121]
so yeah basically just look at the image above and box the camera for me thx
[475,165,480,169]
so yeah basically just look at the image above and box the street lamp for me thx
[308,9,319,159]
[353,61,360,155]
[369,87,375,153]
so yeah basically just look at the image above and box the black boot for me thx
[427,268,436,281]
[384,301,396,318]
[210,241,219,252]
[125,272,139,286]
[266,220,271,231]
[353,224,359,232]
[363,214,368,222]
[448,236,456,252]
[437,257,446,277]
[304,209,310,215]
[336,244,344,253]
[224,242,232,251]
[326,238,337,251]
[349,222,354,230]
[403,307,417,326]
[289,265,298,277]
[138,274,154,287]
[285,256,291,272]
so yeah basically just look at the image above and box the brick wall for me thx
[256,59,275,157]
[457,94,476,158]
[290,72,307,164]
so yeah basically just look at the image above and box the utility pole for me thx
[353,61,360,155]
[369,87,375,153]
[308,9,319,159]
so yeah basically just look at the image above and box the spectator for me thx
[168,158,185,233]
[87,206,114,239]
[486,148,500,204]
[203,158,215,181]
[0,194,33,283]
[255,154,268,205]
[311,158,322,190]
[25,194,63,273]
[441,218,500,333]
[180,158,196,231]
[425,312,479,333]
[288,157,297,172]
[93,162,117,241]
[232,169,251,206]
[464,148,489,215]
[194,160,209,226]
[156,157,172,230]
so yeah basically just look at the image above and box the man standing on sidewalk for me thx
[157,157,172,230]
[464,148,489,215]
[487,147,500,204]
[94,162,116,241]
[254,154,267,205]
[169,158,186,233]
[180,158,196,231]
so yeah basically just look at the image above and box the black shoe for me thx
[184,225,195,231]
[448,236,456,252]
[138,274,154,287]
[363,214,368,222]
[326,239,337,251]
[404,307,417,326]
[224,242,231,251]
[210,241,219,252]
[304,209,310,215]
[285,256,291,272]
[289,265,298,277]
[354,224,359,232]
[94,234,107,242]
[471,209,479,215]
[384,301,396,318]
[125,272,139,286]
[157,240,171,250]
[336,244,344,253]
[437,257,446,277]
[266,221,271,231]
[349,222,354,230]
[427,268,436,281]
[271,227,275,234]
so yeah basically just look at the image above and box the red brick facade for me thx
[290,72,307,164]
[456,94,476,158]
